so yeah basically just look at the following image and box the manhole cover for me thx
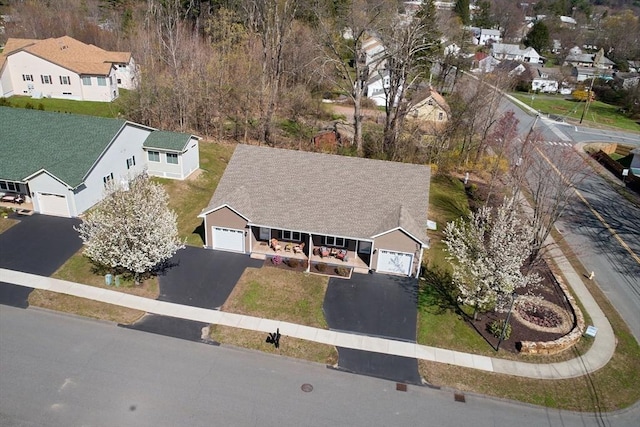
[301,383,313,393]
[396,383,407,392]
[454,392,466,403]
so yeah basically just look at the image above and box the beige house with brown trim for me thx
[0,36,137,102]
[198,145,431,277]
[408,87,450,131]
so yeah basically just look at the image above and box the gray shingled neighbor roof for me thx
[201,144,431,245]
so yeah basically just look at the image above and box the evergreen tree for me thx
[523,21,551,53]
[454,0,470,25]
[473,0,494,29]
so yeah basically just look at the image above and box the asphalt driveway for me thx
[323,273,421,384]
[126,247,262,342]
[0,214,82,307]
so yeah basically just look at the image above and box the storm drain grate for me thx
[301,383,313,393]
[454,392,466,403]
[396,383,407,392]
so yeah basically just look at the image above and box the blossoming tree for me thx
[443,197,540,319]
[75,173,184,284]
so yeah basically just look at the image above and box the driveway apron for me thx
[323,273,421,384]
[0,214,81,307]
[126,247,262,342]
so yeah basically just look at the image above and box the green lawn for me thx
[154,141,235,246]
[511,93,640,132]
[1,91,131,118]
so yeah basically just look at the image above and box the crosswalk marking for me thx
[544,141,572,147]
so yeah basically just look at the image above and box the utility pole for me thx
[580,49,604,124]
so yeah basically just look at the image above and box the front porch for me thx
[249,226,371,275]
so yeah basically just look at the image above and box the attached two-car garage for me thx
[212,227,245,252]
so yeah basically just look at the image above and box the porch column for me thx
[306,233,311,273]
[416,246,424,278]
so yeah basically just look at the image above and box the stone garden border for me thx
[518,272,586,355]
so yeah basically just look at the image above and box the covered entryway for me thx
[212,227,244,252]
[376,250,413,276]
[37,193,70,217]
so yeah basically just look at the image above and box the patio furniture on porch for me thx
[293,242,305,254]
[270,238,282,251]
[1,193,24,204]
[319,246,330,257]
[330,247,338,257]
[284,243,293,252]
[336,249,348,261]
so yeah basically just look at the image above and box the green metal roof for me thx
[0,107,126,187]
[143,130,191,151]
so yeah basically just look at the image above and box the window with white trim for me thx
[22,74,33,81]
[41,75,52,84]
[148,151,160,162]
[59,75,71,85]
[126,156,136,169]
[103,172,114,187]
[166,153,178,164]
[97,76,107,86]
[81,76,91,86]
[0,181,19,192]
[324,236,345,247]
[282,230,301,241]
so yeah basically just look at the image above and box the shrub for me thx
[316,262,326,272]
[25,102,34,109]
[335,266,350,277]
[488,319,512,340]
[287,258,299,268]
[271,255,282,266]
[37,103,45,110]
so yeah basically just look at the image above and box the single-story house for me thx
[198,144,431,277]
[0,36,138,102]
[0,107,199,217]
[492,43,542,64]
[532,78,559,93]
[572,66,613,82]
[472,52,500,73]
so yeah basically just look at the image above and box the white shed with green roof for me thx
[0,107,200,217]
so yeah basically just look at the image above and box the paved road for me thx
[2,306,639,427]
[500,96,640,342]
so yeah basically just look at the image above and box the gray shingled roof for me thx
[0,107,126,187]
[143,130,192,151]
[201,145,431,244]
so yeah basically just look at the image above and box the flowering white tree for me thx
[443,197,541,319]
[75,173,184,284]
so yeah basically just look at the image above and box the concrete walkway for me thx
[1,248,615,381]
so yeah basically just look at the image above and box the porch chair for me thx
[336,249,348,261]
[270,238,282,252]
[293,242,305,254]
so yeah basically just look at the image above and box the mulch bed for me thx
[263,255,308,273]
[460,177,577,353]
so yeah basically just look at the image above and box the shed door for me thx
[376,250,413,276]
[212,227,245,252]
[38,193,70,217]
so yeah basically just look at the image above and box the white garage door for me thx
[377,250,413,276]
[212,227,245,252]
[38,193,70,217]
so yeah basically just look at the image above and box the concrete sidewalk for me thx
[1,261,614,381]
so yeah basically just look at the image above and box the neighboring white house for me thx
[476,28,502,45]
[0,36,138,102]
[366,70,391,106]
[492,43,542,64]
[532,78,559,93]
[0,107,199,217]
